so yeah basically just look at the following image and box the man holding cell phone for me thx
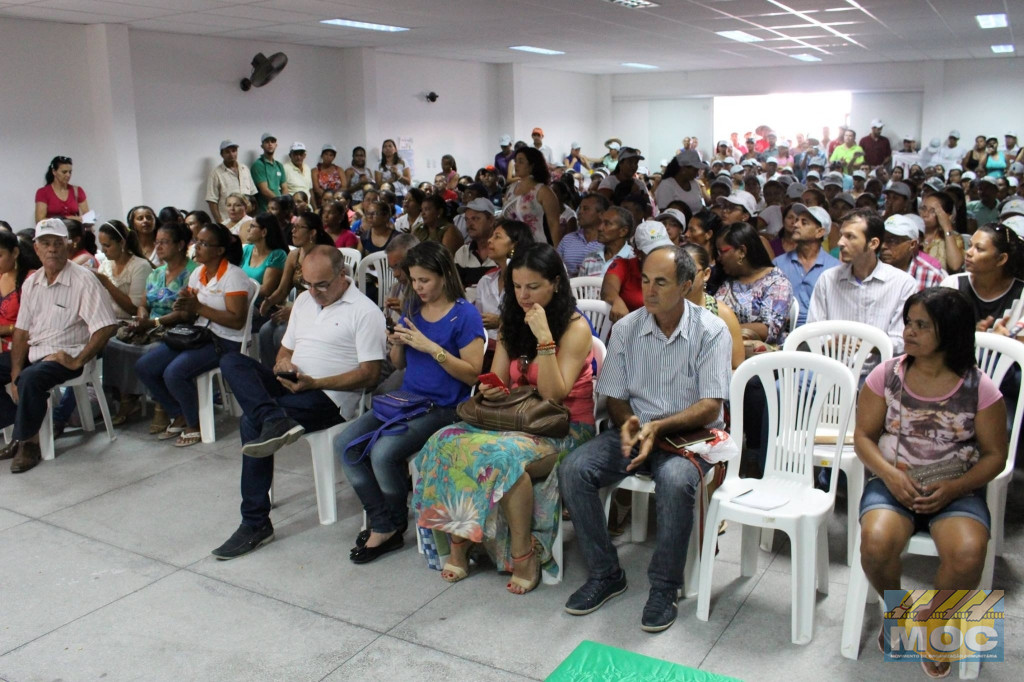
[559,243,732,633]
[211,246,386,560]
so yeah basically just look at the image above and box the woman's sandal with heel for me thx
[441,536,470,583]
[506,541,541,595]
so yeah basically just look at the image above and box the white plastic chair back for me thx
[570,276,603,302]
[356,251,394,308]
[788,297,799,332]
[339,247,361,276]
[730,351,856,492]
[241,278,260,356]
[577,299,613,344]
[591,335,606,376]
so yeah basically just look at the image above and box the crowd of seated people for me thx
[4,123,1023,668]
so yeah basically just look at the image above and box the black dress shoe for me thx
[349,530,403,564]
[351,523,407,554]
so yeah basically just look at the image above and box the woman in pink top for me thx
[855,288,1006,678]
[413,243,595,594]
[35,156,89,222]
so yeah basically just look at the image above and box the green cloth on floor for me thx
[546,640,742,682]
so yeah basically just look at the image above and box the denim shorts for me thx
[859,476,990,533]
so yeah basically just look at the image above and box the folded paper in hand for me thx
[731,489,789,511]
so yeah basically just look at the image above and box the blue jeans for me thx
[257,318,287,369]
[0,354,82,440]
[218,351,345,528]
[135,338,241,427]
[338,407,458,533]
[560,428,711,592]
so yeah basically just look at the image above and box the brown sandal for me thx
[506,541,541,595]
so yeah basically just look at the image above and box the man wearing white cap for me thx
[1003,131,1019,158]
[206,139,256,224]
[453,198,497,290]
[891,136,920,176]
[494,134,515,178]
[282,142,313,205]
[860,119,892,168]
[879,214,946,291]
[807,209,916,354]
[251,132,288,212]
[565,142,591,175]
[773,204,839,327]
[0,219,118,473]
[938,130,963,168]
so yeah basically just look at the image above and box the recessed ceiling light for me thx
[716,30,763,43]
[320,19,408,32]
[603,0,660,8]
[991,44,1015,53]
[791,53,822,62]
[509,45,565,55]
[976,14,1008,29]
[621,62,658,69]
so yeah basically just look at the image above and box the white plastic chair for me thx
[840,332,1024,679]
[570,276,603,302]
[356,251,396,309]
[339,247,361,276]
[788,297,800,332]
[759,321,894,566]
[576,299,613,344]
[196,279,259,443]
[696,351,856,645]
[37,359,116,461]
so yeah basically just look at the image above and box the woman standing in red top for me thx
[34,156,90,222]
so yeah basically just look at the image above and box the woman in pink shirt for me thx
[35,156,89,222]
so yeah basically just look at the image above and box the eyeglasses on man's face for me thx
[300,273,340,292]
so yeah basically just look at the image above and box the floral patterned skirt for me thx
[412,421,594,579]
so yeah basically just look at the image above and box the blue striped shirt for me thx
[597,300,732,428]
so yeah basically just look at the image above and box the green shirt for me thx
[829,144,864,166]
[251,156,285,211]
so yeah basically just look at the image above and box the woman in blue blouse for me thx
[338,241,485,564]
[242,213,287,330]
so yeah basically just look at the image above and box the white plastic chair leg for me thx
[791,522,817,645]
[845,459,865,566]
[740,523,761,577]
[306,428,337,525]
[840,540,872,659]
[73,385,95,432]
[39,399,56,461]
[544,514,563,586]
[683,518,701,598]
[760,527,774,553]
[816,522,830,595]
[196,371,217,444]
[991,486,1008,556]
[695,497,721,622]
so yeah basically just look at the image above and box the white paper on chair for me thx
[731,489,789,510]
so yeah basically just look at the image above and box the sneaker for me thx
[641,587,678,633]
[211,523,274,560]
[564,569,627,616]
[241,418,305,458]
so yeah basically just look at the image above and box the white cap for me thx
[462,197,496,215]
[655,208,688,227]
[766,156,778,165]
[926,137,942,152]
[730,164,744,174]
[570,141,580,150]
[290,142,306,152]
[608,141,620,150]
[962,171,977,181]
[884,214,921,240]
[871,118,884,128]
[1007,130,1017,138]
[717,190,757,216]
[499,134,512,146]
[717,140,729,147]
[219,139,238,152]
[34,218,69,240]
[1003,216,1024,239]
[949,129,961,139]
[1001,198,1024,217]
[741,158,758,167]
[724,156,736,165]
[853,170,867,179]
[758,204,784,236]
[790,203,831,233]
[321,143,336,153]
[633,220,674,254]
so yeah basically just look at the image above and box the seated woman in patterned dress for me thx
[413,243,595,594]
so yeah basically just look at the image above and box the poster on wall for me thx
[399,137,415,181]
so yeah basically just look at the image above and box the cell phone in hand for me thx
[478,372,509,394]
[386,317,396,334]
[275,371,299,382]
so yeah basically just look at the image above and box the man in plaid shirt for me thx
[879,214,947,291]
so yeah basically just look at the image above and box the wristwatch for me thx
[434,348,448,364]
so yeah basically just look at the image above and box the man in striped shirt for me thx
[556,193,607,277]
[561,245,732,633]
[0,219,117,473]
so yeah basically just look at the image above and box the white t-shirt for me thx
[474,269,501,340]
[283,281,387,419]
[394,212,423,234]
[654,176,704,213]
[190,260,252,343]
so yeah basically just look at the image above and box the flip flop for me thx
[920,659,951,679]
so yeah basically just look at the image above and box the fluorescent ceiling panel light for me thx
[509,45,565,55]
[976,14,1008,29]
[791,53,822,62]
[621,62,658,69]
[603,0,661,8]
[320,19,408,32]
[991,44,1015,53]
[716,30,763,43]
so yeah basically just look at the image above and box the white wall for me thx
[515,67,602,166]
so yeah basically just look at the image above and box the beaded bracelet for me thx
[537,341,557,351]
[536,347,557,356]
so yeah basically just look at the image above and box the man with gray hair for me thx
[212,245,386,560]
[561,243,732,633]
[577,206,636,277]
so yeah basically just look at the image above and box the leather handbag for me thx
[163,324,212,351]
[457,385,571,438]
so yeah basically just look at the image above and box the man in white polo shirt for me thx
[212,246,386,559]
[0,219,117,473]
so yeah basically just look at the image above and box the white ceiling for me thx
[0,0,1019,74]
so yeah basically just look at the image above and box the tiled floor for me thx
[0,414,1020,681]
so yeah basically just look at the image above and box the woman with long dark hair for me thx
[338,241,485,564]
[476,219,535,340]
[855,288,1006,679]
[35,155,89,222]
[413,243,595,593]
[376,139,411,200]
[95,220,153,320]
[502,146,562,246]
[0,231,34,351]
[127,205,160,265]
[919,190,964,273]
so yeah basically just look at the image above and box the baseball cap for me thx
[806,170,821,180]
[871,118,884,128]
[758,204,784,236]
[885,181,913,199]
[1009,177,1020,188]
[532,127,544,136]
[1004,216,1024,239]
[219,139,238,152]
[35,218,69,240]
[717,140,729,147]
[633,220,675,254]
[790,203,831,233]
[962,171,977,181]
[923,177,946,192]
[1007,130,1018,138]
[321,144,337,153]
[949,129,960,139]
[884,214,921,240]
[823,175,844,188]
[655,208,688,228]
[730,164,745,175]
[979,176,999,187]
[786,183,807,200]
[717,190,757,216]
[499,134,512,146]
[766,156,779,165]
[570,141,581,150]
[853,170,867,180]
[290,142,306,152]
[808,156,827,168]
[618,147,644,162]
[833,192,856,208]
[777,174,795,186]
[461,197,497,215]
[260,132,276,143]
[711,158,724,167]
[674,149,702,168]
[902,135,916,142]
[607,141,620,150]
[712,176,734,192]
[724,156,736,165]
[926,137,942,153]
[1010,162,1024,174]
[1001,198,1024,217]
